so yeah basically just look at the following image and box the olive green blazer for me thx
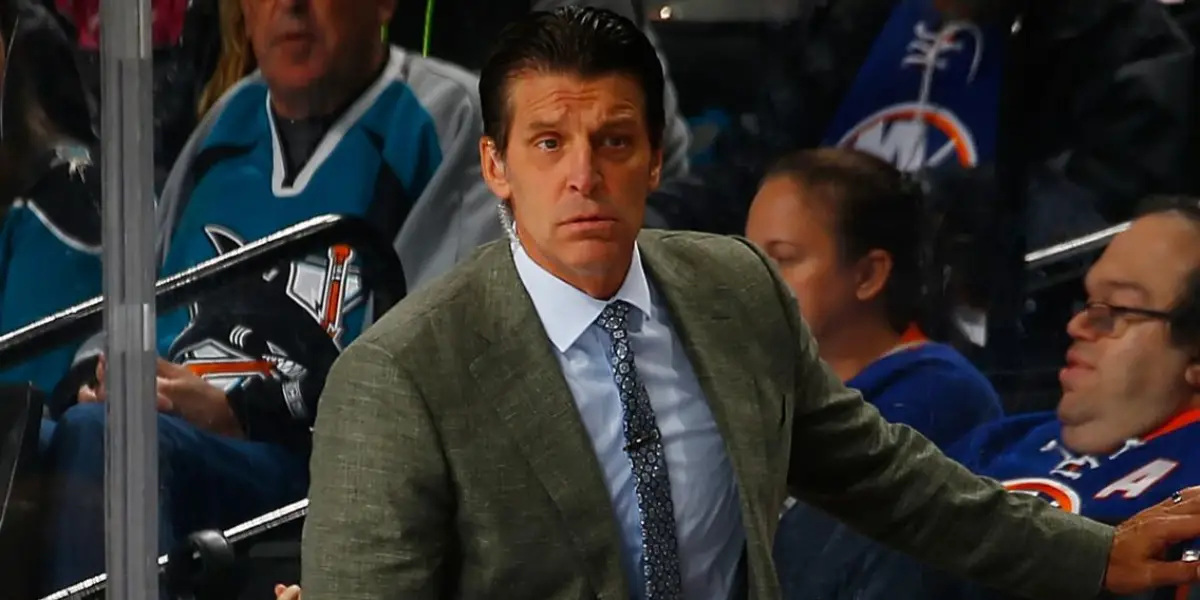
[301,230,1113,600]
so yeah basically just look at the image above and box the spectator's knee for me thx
[47,404,107,474]
[54,403,107,443]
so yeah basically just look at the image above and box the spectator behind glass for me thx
[39,0,500,590]
[775,197,1200,600]
[0,0,101,398]
[746,148,1001,449]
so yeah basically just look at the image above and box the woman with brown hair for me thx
[746,148,1002,448]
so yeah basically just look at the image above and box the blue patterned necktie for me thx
[595,301,683,600]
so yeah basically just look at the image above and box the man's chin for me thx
[1059,414,1129,455]
[264,64,329,97]
[553,240,630,274]
[1058,423,1096,455]
[1056,393,1093,433]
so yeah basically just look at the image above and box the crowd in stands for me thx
[3,0,1200,597]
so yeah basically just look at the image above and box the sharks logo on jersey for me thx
[194,225,363,345]
[168,227,356,419]
[285,243,364,343]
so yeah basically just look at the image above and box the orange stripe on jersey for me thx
[899,323,928,345]
[186,360,275,378]
[1142,408,1200,443]
[1175,584,1190,600]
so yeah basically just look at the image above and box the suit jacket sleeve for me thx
[758,249,1115,599]
[302,340,453,600]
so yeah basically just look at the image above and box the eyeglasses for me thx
[1076,302,1173,337]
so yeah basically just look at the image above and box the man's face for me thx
[481,72,662,294]
[241,0,391,103]
[1058,214,1200,455]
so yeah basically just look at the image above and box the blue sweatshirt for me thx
[847,341,1002,447]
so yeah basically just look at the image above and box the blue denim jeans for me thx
[40,403,309,592]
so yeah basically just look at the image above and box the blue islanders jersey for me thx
[158,48,446,446]
[0,146,102,393]
[822,0,1006,173]
[848,338,1001,448]
[949,409,1200,523]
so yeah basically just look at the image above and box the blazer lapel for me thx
[467,245,629,599]
[639,236,775,592]
[639,237,770,485]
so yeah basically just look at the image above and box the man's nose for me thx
[564,144,599,195]
[1065,309,1098,341]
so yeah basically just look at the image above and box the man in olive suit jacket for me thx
[300,7,1200,600]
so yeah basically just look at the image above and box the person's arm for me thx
[302,340,454,600]
[390,58,502,293]
[212,327,341,449]
[754,245,1113,599]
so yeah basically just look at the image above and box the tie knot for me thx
[596,300,633,335]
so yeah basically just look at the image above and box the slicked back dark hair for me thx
[478,6,665,154]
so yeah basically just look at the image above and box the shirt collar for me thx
[512,241,654,353]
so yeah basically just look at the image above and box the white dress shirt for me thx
[512,242,745,599]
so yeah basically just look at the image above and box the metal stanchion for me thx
[99,0,158,597]
[1024,222,1130,270]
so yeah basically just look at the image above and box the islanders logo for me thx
[1002,477,1081,514]
[836,102,979,172]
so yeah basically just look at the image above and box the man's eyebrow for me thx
[1090,279,1152,302]
[596,115,640,129]
[525,117,565,132]
[763,240,799,253]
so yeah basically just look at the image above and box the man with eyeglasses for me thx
[776,194,1200,600]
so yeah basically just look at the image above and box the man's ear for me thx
[648,147,664,190]
[480,137,512,200]
[1185,360,1200,390]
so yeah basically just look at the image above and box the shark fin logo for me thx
[200,225,364,346]
[169,226,361,419]
[286,243,364,343]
